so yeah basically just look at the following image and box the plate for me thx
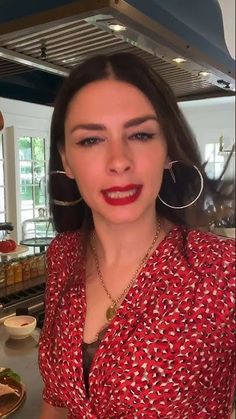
[0,380,26,418]
[0,245,28,257]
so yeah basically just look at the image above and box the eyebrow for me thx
[69,115,158,134]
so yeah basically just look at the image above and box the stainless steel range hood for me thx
[0,0,235,105]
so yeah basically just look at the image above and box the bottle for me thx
[0,263,5,288]
[13,260,23,283]
[5,262,14,285]
[37,253,46,276]
[30,256,38,279]
[21,257,31,281]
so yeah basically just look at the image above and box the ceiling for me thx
[0,0,235,105]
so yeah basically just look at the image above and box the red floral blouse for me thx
[38,226,235,418]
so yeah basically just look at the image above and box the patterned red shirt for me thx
[38,226,235,418]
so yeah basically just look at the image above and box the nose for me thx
[107,141,133,175]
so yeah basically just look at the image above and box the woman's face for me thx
[61,79,168,226]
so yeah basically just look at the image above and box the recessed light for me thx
[62,57,80,64]
[172,57,187,64]
[108,24,126,32]
[199,71,211,77]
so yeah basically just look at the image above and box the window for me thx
[0,134,6,222]
[205,143,224,179]
[19,136,48,222]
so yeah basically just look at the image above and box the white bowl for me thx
[4,315,37,339]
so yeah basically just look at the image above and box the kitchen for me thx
[0,0,235,417]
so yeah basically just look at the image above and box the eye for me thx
[77,137,103,147]
[130,132,155,141]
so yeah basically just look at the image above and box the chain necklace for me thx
[89,219,161,322]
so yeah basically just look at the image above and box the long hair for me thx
[49,53,233,233]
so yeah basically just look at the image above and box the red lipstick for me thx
[101,184,142,206]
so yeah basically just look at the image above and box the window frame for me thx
[4,126,49,243]
[0,133,6,222]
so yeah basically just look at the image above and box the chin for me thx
[99,207,153,226]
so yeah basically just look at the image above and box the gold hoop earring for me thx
[52,198,83,206]
[50,170,83,206]
[158,160,204,209]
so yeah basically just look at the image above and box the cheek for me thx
[142,153,166,176]
[72,165,99,197]
[142,156,166,191]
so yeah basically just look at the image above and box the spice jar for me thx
[13,259,23,283]
[0,263,5,288]
[30,256,38,278]
[5,262,15,285]
[37,253,45,276]
[21,257,31,281]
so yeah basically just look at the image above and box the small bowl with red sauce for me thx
[3,315,37,339]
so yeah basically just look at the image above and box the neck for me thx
[90,212,163,268]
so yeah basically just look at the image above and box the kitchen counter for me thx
[0,325,44,418]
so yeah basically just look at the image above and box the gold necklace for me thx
[89,219,161,322]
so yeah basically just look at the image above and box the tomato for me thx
[0,241,12,253]
[0,239,17,253]
[8,239,17,251]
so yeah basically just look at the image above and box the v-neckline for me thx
[79,225,182,400]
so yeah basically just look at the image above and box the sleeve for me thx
[216,237,235,326]
[187,231,235,324]
[39,231,81,408]
[186,231,236,408]
[38,235,67,407]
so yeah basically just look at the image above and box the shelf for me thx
[0,244,29,261]
[0,276,45,298]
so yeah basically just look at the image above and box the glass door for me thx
[19,136,48,222]
[0,134,6,222]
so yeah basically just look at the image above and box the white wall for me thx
[179,96,235,179]
[179,96,235,155]
[0,97,53,132]
[218,0,235,59]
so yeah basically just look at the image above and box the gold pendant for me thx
[106,305,117,322]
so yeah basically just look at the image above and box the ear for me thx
[59,150,75,179]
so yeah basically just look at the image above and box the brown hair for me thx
[49,52,233,233]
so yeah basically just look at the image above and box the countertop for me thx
[0,326,44,418]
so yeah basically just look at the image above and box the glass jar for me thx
[0,263,5,288]
[21,257,31,281]
[13,260,23,283]
[5,262,15,285]
[30,256,38,278]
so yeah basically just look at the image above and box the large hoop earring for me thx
[50,170,83,206]
[158,160,204,209]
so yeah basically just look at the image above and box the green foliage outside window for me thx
[19,136,47,214]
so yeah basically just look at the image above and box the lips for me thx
[101,184,142,205]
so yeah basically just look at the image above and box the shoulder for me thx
[184,228,235,271]
[170,227,235,325]
[166,226,235,295]
[45,230,85,290]
[44,231,84,311]
[48,230,82,253]
[183,229,235,306]
[46,230,82,268]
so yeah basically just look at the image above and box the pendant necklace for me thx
[89,219,161,322]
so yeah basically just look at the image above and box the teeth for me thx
[106,189,137,198]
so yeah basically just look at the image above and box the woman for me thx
[39,53,235,418]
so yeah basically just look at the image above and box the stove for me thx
[0,282,45,328]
